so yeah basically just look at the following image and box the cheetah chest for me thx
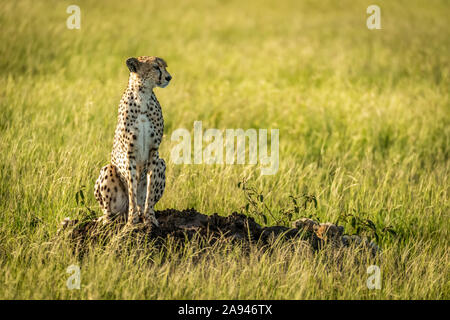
[134,114,157,167]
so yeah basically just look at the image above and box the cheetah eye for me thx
[153,65,160,70]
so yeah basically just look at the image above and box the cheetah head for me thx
[126,56,172,88]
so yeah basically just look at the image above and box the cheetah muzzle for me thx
[94,56,172,227]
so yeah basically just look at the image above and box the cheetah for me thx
[94,56,172,226]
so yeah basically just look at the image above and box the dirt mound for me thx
[59,208,380,256]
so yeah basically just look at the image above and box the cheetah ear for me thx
[126,57,140,73]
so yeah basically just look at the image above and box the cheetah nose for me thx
[165,75,172,81]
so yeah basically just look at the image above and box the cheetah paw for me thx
[143,211,159,227]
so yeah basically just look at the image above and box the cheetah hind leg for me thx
[94,164,128,224]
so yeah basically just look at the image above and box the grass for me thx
[0,0,449,299]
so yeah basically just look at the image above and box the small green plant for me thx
[337,210,397,242]
[74,185,98,222]
[237,178,320,226]
[237,178,279,225]
[281,193,320,224]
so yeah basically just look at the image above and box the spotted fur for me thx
[94,56,171,226]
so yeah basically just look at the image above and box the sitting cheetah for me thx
[94,56,172,226]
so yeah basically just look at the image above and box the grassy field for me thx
[0,0,449,299]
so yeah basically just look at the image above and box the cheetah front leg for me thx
[142,154,166,226]
[126,159,141,225]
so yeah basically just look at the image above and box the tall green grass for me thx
[0,0,448,299]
